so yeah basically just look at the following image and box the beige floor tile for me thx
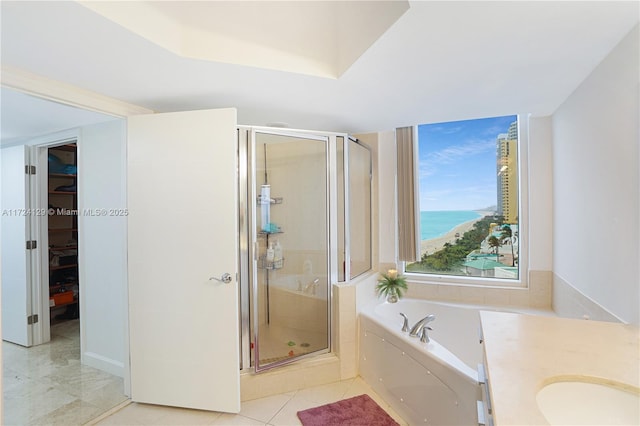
[2,319,126,425]
[94,405,145,426]
[267,394,318,426]
[95,403,167,425]
[85,401,132,425]
[211,412,266,425]
[81,378,127,411]
[293,378,353,404]
[48,364,122,399]
[148,405,222,425]
[3,377,78,424]
[238,393,292,423]
[30,398,106,426]
[96,376,407,426]
[342,376,388,408]
[96,402,226,426]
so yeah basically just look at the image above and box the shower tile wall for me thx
[402,270,554,309]
[263,140,327,279]
[334,283,358,379]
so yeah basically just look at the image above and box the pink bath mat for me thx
[296,394,400,426]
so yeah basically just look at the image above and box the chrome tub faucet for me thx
[399,313,410,332]
[304,278,320,295]
[409,314,436,337]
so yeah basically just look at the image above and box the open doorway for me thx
[47,142,80,324]
[1,88,129,424]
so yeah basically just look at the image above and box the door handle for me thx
[209,273,232,284]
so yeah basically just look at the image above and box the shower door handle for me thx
[209,273,233,284]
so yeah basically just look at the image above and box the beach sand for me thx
[420,211,494,257]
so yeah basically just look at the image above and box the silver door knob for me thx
[209,273,232,284]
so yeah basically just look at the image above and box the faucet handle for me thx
[399,313,409,332]
[420,326,433,343]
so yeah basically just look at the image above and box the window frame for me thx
[402,114,529,289]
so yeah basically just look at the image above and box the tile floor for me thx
[2,319,127,425]
[3,319,406,425]
[94,377,407,426]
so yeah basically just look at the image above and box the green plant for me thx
[375,270,408,300]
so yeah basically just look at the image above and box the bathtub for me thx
[269,274,328,299]
[359,299,487,425]
[267,274,328,333]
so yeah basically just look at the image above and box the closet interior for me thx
[47,143,79,323]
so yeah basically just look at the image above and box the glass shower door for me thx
[250,129,330,371]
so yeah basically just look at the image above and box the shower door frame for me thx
[344,136,373,281]
[238,126,342,373]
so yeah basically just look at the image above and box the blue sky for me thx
[418,115,517,211]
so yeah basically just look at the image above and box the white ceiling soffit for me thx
[78,0,410,78]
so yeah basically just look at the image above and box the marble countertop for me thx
[480,311,640,425]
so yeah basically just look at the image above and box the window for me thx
[405,115,520,282]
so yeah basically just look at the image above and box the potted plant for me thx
[376,269,408,303]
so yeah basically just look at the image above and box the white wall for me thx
[78,119,128,375]
[551,25,639,324]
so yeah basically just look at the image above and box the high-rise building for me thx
[496,121,518,224]
[496,133,507,217]
[507,120,518,141]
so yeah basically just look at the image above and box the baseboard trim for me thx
[83,351,125,377]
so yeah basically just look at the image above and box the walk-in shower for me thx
[238,127,371,373]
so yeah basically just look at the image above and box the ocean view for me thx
[420,210,483,241]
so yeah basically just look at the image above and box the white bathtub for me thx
[268,275,328,333]
[270,274,328,299]
[359,299,486,425]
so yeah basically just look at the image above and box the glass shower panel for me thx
[349,140,372,279]
[252,131,330,371]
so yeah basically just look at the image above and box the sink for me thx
[536,378,640,425]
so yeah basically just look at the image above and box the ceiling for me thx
[1,1,638,142]
[79,0,410,78]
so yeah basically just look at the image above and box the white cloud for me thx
[430,125,463,135]
[482,125,503,136]
[427,138,495,165]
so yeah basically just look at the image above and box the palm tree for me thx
[488,236,501,262]
[500,225,515,266]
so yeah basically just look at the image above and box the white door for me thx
[127,108,240,412]
[1,145,34,346]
